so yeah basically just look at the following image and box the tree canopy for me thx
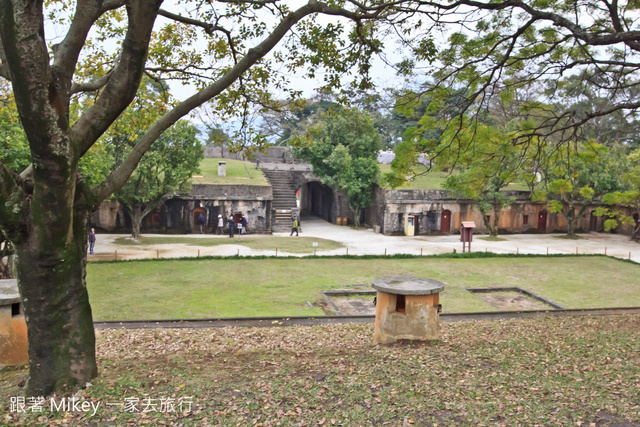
[293,107,381,226]
[394,0,640,148]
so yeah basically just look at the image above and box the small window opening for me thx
[395,295,406,313]
[523,215,529,225]
[11,303,20,317]
[485,215,491,224]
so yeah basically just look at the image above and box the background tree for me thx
[595,149,640,238]
[0,0,401,395]
[112,120,202,238]
[534,143,628,236]
[0,83,30,172]
[293,107,381,226]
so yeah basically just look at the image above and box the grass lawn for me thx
[112,236,343,254]
[379,164,449,190]
[2,315,638,425]
[86,255,640,321]
[191,158,269,186]
[378,164,530,191]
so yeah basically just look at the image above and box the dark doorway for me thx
[209,206,221,232]
[590,211,598,231]
[301,181,335,222]
[538,210,547,233]
[441,210,451,234]
[414,215,419,234]
[151,209,161,226]
[193,207,206,232]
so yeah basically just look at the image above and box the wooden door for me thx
[441,210,451,234]
[537,210,547,233]
[590,212,598,231]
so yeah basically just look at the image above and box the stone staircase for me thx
[262,169,298,232]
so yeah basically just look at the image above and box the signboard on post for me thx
[460,221,476,253]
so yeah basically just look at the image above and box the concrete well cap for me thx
[372,276,444,295]
[0,279,20,305]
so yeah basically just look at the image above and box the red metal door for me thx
[441,210,451,234]
[537,210,547,233]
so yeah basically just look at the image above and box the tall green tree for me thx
[112,120,202,238]
[534,143,627,236]
[595,149,640,238]
[293,107,381,227]
[0,0,401,395]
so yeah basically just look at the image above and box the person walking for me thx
[290,215,299,236]
[217,214,224,235]
[240,215,248,235]
[227,215,235,238]
[88,228,96,255]
[198,213,206,234]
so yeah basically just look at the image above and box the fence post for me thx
[115,250,117,261]
[157,249,159,259]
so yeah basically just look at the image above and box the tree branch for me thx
[421,0,640,51]
[51,0,106,100]
[72,0,163,159]
[70,70,113,94]
[91,0,388,204]
[157,8,227,35]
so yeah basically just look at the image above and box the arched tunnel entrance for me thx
[299,181,336,223]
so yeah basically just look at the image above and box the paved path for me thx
[90,215,640,262]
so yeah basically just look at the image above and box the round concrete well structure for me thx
[372,277,444,345]
[0,279,28,367]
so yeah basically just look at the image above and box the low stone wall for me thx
[377,189,606,236]
[90,185,273,234]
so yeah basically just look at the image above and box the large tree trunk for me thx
[130,206,144,239]
[14,200,97,396]
[491,202,502,237]
[352,206,361,228]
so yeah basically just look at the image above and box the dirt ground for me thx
[475,291,554,311]
[330,296,377,315]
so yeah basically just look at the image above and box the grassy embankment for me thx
[191,158,268,186]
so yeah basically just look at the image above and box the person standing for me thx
[217,214,224,235]
[228,215,235,238]
[290,216,299,236]
[240,214,248,235]
[88,228,96,255]
[198,213,206,234]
